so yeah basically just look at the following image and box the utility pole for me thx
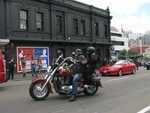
[139,33,142,54]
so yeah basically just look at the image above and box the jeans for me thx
[31,67,38,77]
[72,73,83,94]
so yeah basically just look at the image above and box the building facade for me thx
[110,27,129,60]
[0,0,112,72]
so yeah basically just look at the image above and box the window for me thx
[20,10,28,30]
[73,19,78,35]
[114,41,124,46]
[95,22,98,36]
[81,20,85,35]
[104,24,108,37]
[56,16,62,33]
[111,33,122,37]
[36,13,43,31]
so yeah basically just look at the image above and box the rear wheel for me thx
[146,66,149,70]
[29,82,49,101]
[118,69,122,76]
[83,85,98,96]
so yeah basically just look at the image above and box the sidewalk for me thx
[8,66,146,81]
[9,72,47,81]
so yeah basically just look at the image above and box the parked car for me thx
[99,60,136,76]
[0,50,7,84]
[144,60,150,70]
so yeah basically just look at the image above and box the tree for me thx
[119,49,142,59]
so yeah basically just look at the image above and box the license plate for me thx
[103,71,107,73]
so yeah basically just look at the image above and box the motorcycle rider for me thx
[69,49,87,102]
[84,46,101,84]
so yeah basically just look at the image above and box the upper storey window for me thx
[95,22,98,36]
[73,19,78,35]
[36,13,43,31]
[81,20,85,35]
[56,16,62,33]
[20,10,28,30]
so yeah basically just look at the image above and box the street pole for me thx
[139,33,142,54]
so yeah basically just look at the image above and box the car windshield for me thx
[114,61,123,65]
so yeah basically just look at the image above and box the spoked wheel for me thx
[118,69,123,76]
[29,82,49,101]
[83,85,98,96]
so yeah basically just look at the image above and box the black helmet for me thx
[87,46,96,55]
[74,49,82,57]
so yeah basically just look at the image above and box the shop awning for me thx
[0,39,10,45]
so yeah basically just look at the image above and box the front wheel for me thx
[132,68,136,74]
[118,69,123,76]
[29,82,49,101]
[83,85,98,96]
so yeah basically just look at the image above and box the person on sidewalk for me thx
[8,57,15,80]
[37,57,42,74]
[30,56,38,77]
[21,57,26,78]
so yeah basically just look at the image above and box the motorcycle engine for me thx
[61,85,72,91]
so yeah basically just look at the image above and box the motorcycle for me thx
[29,54,103,101]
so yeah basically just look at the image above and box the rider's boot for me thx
[69,94,76,102]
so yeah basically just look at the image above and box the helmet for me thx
[87,46,96,55]
[74,49,82,57]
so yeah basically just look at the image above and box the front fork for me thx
[40,75,52,91]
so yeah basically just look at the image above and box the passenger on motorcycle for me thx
[69,49,87,102]
[84,46,101,84]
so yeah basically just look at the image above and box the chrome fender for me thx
[31,77,53,93]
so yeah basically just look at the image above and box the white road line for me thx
[137,106,150,113]
[108,77,130,82]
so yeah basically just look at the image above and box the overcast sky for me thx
[76,0,150,34]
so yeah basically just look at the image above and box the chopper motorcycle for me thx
[29,54,103,101]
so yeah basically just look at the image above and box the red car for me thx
[99,60,136,76]
[0,50,7,84]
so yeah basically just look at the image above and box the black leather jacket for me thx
[73,55,87,74]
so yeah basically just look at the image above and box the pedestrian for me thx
[30,56,38,77]
[134,59,139,70]
[8,57,15,80]
[37,57,42,74]
[69,49,87,102]
[21,57,26,77]
[102,58,107,66]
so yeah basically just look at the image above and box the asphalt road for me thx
[0,67,150,113]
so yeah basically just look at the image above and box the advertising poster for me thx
[17,47,49,73]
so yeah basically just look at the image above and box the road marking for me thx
[137,105,150,113]
[51,110,65,113]
[108,77,130,82]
